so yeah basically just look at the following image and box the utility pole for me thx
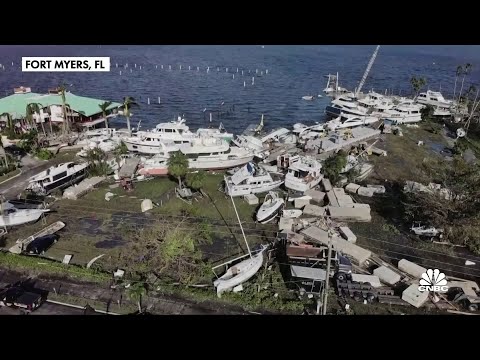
[322,230,333,315]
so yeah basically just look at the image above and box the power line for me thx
[13,203,480,279]
[52,204,480,266]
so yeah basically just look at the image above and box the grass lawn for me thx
[368,123,449,184]
[1,173,276,271]
[0,168,21,184]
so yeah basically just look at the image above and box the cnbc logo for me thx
[418,269,449,292]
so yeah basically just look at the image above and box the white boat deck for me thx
[305,127,381,155]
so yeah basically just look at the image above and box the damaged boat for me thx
[256,191,285,224]
[224,162,283,197]
[281,154,323,193]
[26,162,89,195]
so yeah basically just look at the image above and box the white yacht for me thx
[232,135,268,159]
[281,155,323,193]
[358,91,395,115]
[138,116,233,144]
[416,90,453,109]
[224,162,284,197]
[180,138,254,170]
[196,122,234,143]
[26,162,89,195]
[382,103,423,124]
[326,113,379,131]
[325,95,369,118]
[123,132,181,155]
[76,136,120,157]
[295,123,326,141]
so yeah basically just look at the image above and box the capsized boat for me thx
[0,208,50,227]
[213,245,267,297]
[256,191,285,224]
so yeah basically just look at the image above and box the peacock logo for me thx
[418,269,449,292]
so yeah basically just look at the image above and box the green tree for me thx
[453,65,463,100]
[0,136,8,168]
[186,170,206,191]
[98,101,113,129]
[122,96,138,135]
[26,103,47,136]
[0,112,17,139]
[167,151,189,187]
[410,76,427,98]
[18,130,39,154]
[322,150,348,186]
[420,104,435,121]
[126,282,147,314]
[85,148,112,176]
[113,141,128,164]
[58,85,70,135]
[458,63,472,104]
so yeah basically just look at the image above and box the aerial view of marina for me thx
[1,44,480,315]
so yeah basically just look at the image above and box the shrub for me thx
[35,149,54,160]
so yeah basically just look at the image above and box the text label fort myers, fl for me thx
[22,57,110,72]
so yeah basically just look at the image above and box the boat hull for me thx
[0,209,50,227]
[188,155,254,170]
[226,180,284,197]
[137,167,168,176]
[256,200,284,224]
[213,248,265,297]
[285,175,322,193]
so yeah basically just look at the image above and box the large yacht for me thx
[26,162,89,195]
[381,103,423,124]
[325,113,379,131]
[281,155,323,193]
[179,138,254,170]
[224,162,283,197]
[416,90,453,109]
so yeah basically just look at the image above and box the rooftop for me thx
[0,91,121,119]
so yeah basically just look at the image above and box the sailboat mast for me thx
[229,193,252,258]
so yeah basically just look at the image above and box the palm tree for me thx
[98,101,113,129]
[457,63,472,104]
[186,170,206,192]
[0,112,14,134]
[58,84,70,135]
[26,103,46,136]
[453,65,463,101]
[0,136,8,168]
[122,96,138,135]
[410,76,427,98]
[167,151,189,188]
[127,282,146,314]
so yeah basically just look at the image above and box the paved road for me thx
[0,153,75,200]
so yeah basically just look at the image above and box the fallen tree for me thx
[402,156,480,253]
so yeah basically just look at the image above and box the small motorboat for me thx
[302,95,315,101]
[256,191,285,224]
[282,209,303,218]
[0,208,50,227]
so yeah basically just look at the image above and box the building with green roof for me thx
[0,87,122,128]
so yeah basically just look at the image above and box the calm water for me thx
[0,45,479,134]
